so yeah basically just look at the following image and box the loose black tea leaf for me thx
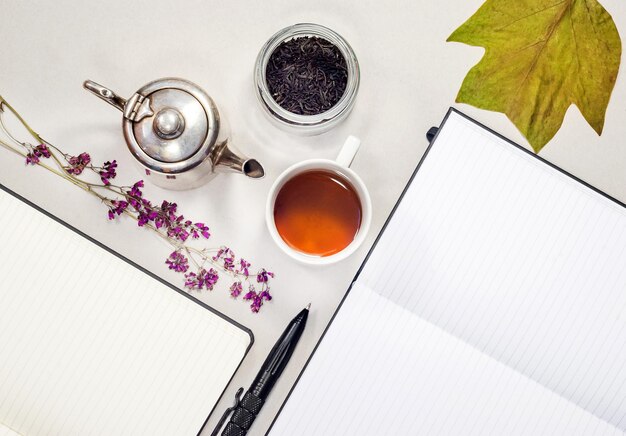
[266,36,348,116]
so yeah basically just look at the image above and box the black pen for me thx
[212,304,310,436]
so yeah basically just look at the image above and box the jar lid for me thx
[123,78,218,169]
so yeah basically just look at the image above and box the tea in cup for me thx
[266,136,371,265]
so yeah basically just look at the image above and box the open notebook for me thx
[0,185,253,436]
[270,109,626,435]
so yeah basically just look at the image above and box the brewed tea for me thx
[273,170,362,257]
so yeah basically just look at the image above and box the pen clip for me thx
[210,387,244,436]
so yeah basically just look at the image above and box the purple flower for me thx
[243,285,273,313]
[184,272,198,289]
[161,201,178,221]
[99,160,118,185]
[238,259,250,277]
[25,152,39,165]
[212,247,225,261]
[25,144,52,165]
[37,144,52,158]
[230,281,243,298]
[243,288,261,312]
[113,200,128,215]
[66,152,91,175]
[213,247,236,271]
[200,268,219,290]
[256,269,274,283]
[137,212,149,226]
[184,268,219,290]
[250,296,263,313]
[198,223,210,239]
[78,152,90,163]
[129,180,144,198]
[225,251,236,271]
[178,229,189,242]
[189,222,210,240]
[259,289,272,301]
[107,200,128,220]
[165,251,189,273]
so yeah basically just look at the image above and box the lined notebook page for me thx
[271,284,622,435]
[0,189,251,436]
[270,111,626,435]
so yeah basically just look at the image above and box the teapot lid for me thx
[122,78,219,170]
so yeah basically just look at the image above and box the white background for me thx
[1,1,625,434]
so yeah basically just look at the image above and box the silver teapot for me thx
[83,78,264,190]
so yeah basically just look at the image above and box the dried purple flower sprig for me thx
[0,95,273,313]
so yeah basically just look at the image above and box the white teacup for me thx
[266,136,372,265]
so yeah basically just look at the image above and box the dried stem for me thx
[0,94,274,313]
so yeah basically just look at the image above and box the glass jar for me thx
[254,23,360,136]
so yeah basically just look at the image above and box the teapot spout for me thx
[214,142,265,179]
[242,159,265,178]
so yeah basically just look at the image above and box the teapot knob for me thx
[153,108,185,140]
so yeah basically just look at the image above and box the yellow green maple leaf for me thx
[448,0,621,152]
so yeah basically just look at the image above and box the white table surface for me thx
[2,1,625,435]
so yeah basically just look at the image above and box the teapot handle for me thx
[83,80,126,112]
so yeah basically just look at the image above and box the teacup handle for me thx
[335,136,361,168]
